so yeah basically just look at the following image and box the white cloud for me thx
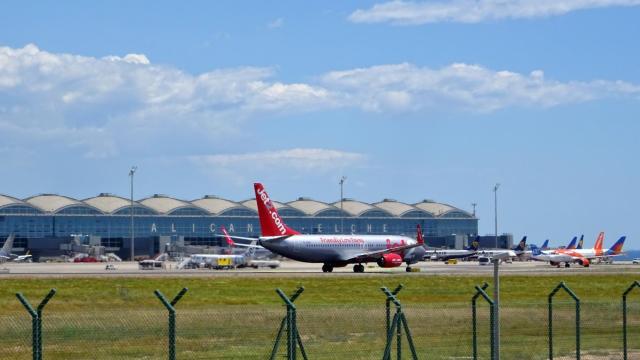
[322,63,640,112]
[0,44,638,159]
[349,0,640,24]
[267,18,284,29]
[190,148,364,172]
[188,148,365,184]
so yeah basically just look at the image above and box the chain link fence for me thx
[1,282,639,359]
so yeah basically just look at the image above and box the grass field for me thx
[1,273,639,359]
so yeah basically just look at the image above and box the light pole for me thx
[493,183,500,249]
[129,166,137,261]
[492,183,501,360]
[339,176,347,234]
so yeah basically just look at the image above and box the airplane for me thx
[0,234,32,263]
[530,244,588,268]
[426,237,480,262]
[576,235,584,250]
[532,236,626,268]
[178,226,266,270]
[553,232,605,259]
[250,182,425,273]
[474,237,521,260]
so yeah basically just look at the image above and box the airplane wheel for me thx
[406,266,412,272]
[565,263,570,268]
[328,265,334,272]
[358,264,365,272]
[322,264,329,272]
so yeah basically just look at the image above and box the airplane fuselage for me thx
[259,234,424,265]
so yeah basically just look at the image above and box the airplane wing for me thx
[347,243,423,262]
[217,226,263,248]
[212,233,260,242]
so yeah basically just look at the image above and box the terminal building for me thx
[0,192,495,260]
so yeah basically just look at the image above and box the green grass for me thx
[1,273,639,359]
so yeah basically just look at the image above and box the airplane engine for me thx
[377,253,403,268]
[577,258,590,267]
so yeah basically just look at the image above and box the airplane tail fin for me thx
[416,224,424,245]
[606,236,626,255]
[254,183,300,237]
[1,233,15,256]
[221,226,235,247]
[576,235,584,249]
[466,236,480,251]
[514,236,527,251]
[530,244,542,256]
[541,239,549,251]
[594,232,604,251]
[566,236,577,249]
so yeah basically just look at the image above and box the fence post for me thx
[381,287,419,360]
[548,282,580,360]
[15,289,56,360]
[154,287,188,360]
[471,282,490,360]
[471,285,494,360]
[271,287,307,360]
[384,285,403,342]
[623,281,640,360]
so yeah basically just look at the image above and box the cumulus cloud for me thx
[348,0,640,24]
[0,44,639,159]
[0,44,335,157]
[322,63,640,112]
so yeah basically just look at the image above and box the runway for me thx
[1,260,638,278]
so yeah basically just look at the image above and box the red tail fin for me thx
[416,224,424,245]
[254,183,300,237]
[221,226,235,247]
[594,232,604,251]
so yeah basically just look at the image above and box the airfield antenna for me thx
[471,203,477,217]
[339,176,347,234]
[129,166,138,261]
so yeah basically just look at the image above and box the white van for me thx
[478,256,492,265]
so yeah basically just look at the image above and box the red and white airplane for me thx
[250,182,425,273]
[533,232,627,267]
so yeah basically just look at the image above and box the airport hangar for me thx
[0,193,512,260]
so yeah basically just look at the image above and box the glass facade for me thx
[0,193,478,259]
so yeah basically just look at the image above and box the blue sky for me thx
[0,1,638,249]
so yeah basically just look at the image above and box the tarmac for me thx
[1,259,639,278]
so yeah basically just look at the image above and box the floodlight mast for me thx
[493,183,500,249]
[129,166,137,261]
[339,176,347,234]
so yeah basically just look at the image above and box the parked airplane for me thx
[427,237,480,262]
[0,234,32,263]
[251,182,425,273]
[576,235,584,250]
[475,237,520,260]
[553,232,605,259]
[530,244,585,268]
[565,236,578,250]
[532,236,626,267]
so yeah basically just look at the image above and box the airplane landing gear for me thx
[353,264,365,273]
[406,266,412,272]
[322,264,334,273]
[565,263,571,268]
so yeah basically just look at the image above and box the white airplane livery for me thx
[253,183,425,273]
